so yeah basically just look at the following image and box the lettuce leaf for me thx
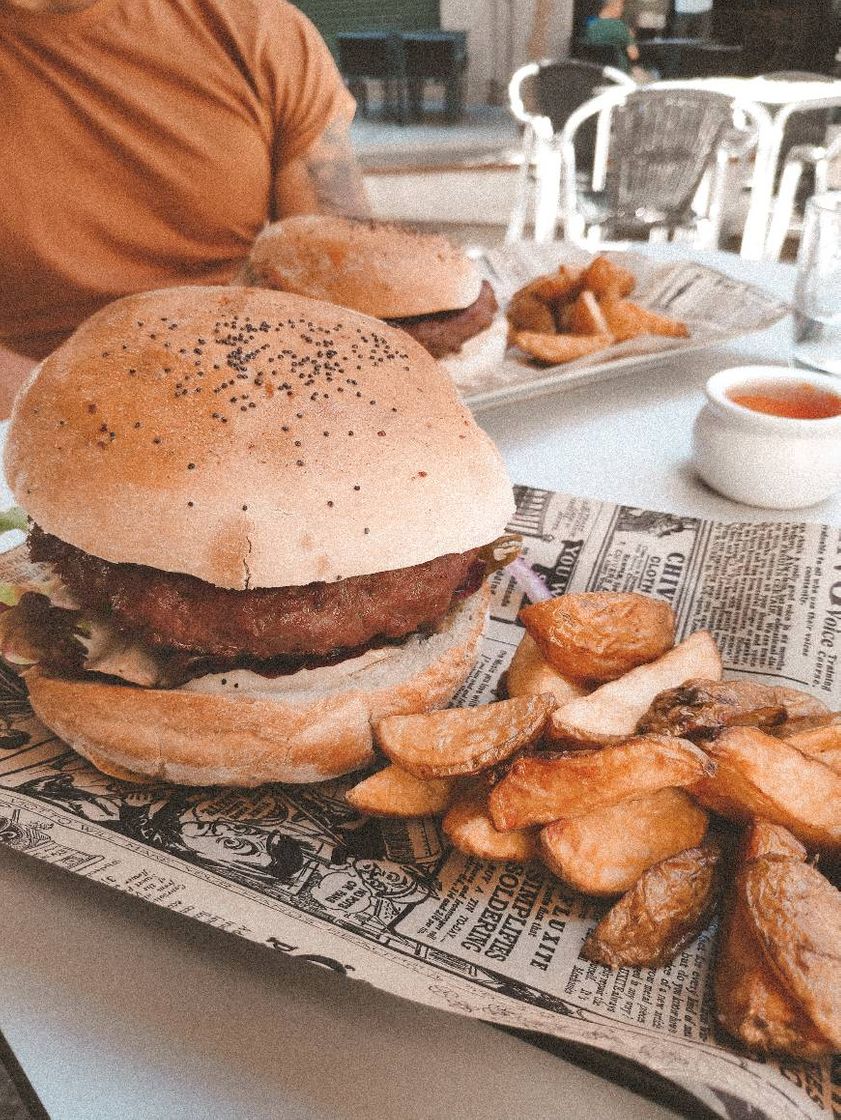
[0,507,28,534]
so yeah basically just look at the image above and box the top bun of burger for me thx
[3,286,515,786]
[240,215,483,319]
[6,285,512,590]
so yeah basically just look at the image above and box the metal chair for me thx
[759,72,841,259]
[531,84,773,257]
[506,59,635,242]
[336,31,407,124]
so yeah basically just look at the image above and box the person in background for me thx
[671,0,714,39]
[0,0,370,415]
[583,0,641,73]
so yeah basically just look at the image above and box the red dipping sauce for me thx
[727,382,841,420]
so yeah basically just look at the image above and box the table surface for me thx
[679,75,841,106]
[1,245,838,1120]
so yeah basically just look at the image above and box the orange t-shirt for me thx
[0,0,354,358]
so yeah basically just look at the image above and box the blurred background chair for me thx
[573,40,630,72]
[761,74,841,259]
[403,31,468,122]
[336,31,408,124]
[530,85,772,256]
[506,59,635,242]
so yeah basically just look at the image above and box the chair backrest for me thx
[761,72,835,157]
[336,32,404,80]
[573,40,626,71]
[527,59,633,132]
[678,43,744,78]
[564,87,739,224]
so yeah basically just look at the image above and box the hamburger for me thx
[1,286,515,786]
[238,216,508,385]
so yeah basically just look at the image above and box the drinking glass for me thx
[792,192,841,376]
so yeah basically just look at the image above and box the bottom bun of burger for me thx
[24,584,490,787]
[439,317,509,391]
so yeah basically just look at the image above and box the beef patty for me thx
[29,526,485,661]
[388,280,498,359]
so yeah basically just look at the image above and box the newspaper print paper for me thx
[456,245,790,409]
[0,490,839,1120]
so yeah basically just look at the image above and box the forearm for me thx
[275,120,371,219]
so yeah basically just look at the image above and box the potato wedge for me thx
[512,330,614,365]
[539,788,709,897]
[505,633,589,706]
[568,290,611,336]
[581,840,722,968]
[742,818,807,863]
[714,822,831,1060]
[520,591,675,684]
[600,297,690,342]
[692,727,841,852]
[528,265,584,306]
[550,630,722,748]
[489,734,713,831]
[780,712,841,764]
[443,783,538,863]
[742,857,841,1051]
[637,679,789,740]
[582,255,635,299]
[506,289,556,335]
[374,694,556,780]
[345,764,457,818]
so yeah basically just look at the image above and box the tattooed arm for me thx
[275,118,371,219]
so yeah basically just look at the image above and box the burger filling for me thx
[387,280,498,359]
[0,525,519,688]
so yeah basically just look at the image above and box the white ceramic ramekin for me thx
[692,366,841,509]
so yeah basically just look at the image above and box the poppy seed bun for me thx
[241,216,483,318]
[5,286,514,590]
[23,585,490,786]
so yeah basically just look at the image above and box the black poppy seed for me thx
[296,459,304,466]
[221,678,227,685]
[353,484,360,491]
[99,423,108,433]
[327,500,334,507]
[187,463,195,470]
[187,501,194,507]
[242,504,248,511]
[377,431,385,437]
[294,440,301,447]
[323,431,329,437]
[153,437,161,444]
[364,528,369,535]
[296,412,303,419]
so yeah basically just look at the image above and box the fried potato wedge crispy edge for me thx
[692,727,841,853]
[345,764,457,818]
[374,693,557,780]
[443,783,538,863]
[540,788,709,897]
[550,630,722,747]
[520,591,675,685]
[512,330,614,366]
[581,840,722,968]
[489,734,714,831]
[743,857,841,1051]
[505,633,589,706]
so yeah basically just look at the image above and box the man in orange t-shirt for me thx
[0,0,369,412]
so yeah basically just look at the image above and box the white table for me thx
[0,247,837,1120]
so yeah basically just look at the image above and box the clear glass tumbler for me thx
[792,191,841,376]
